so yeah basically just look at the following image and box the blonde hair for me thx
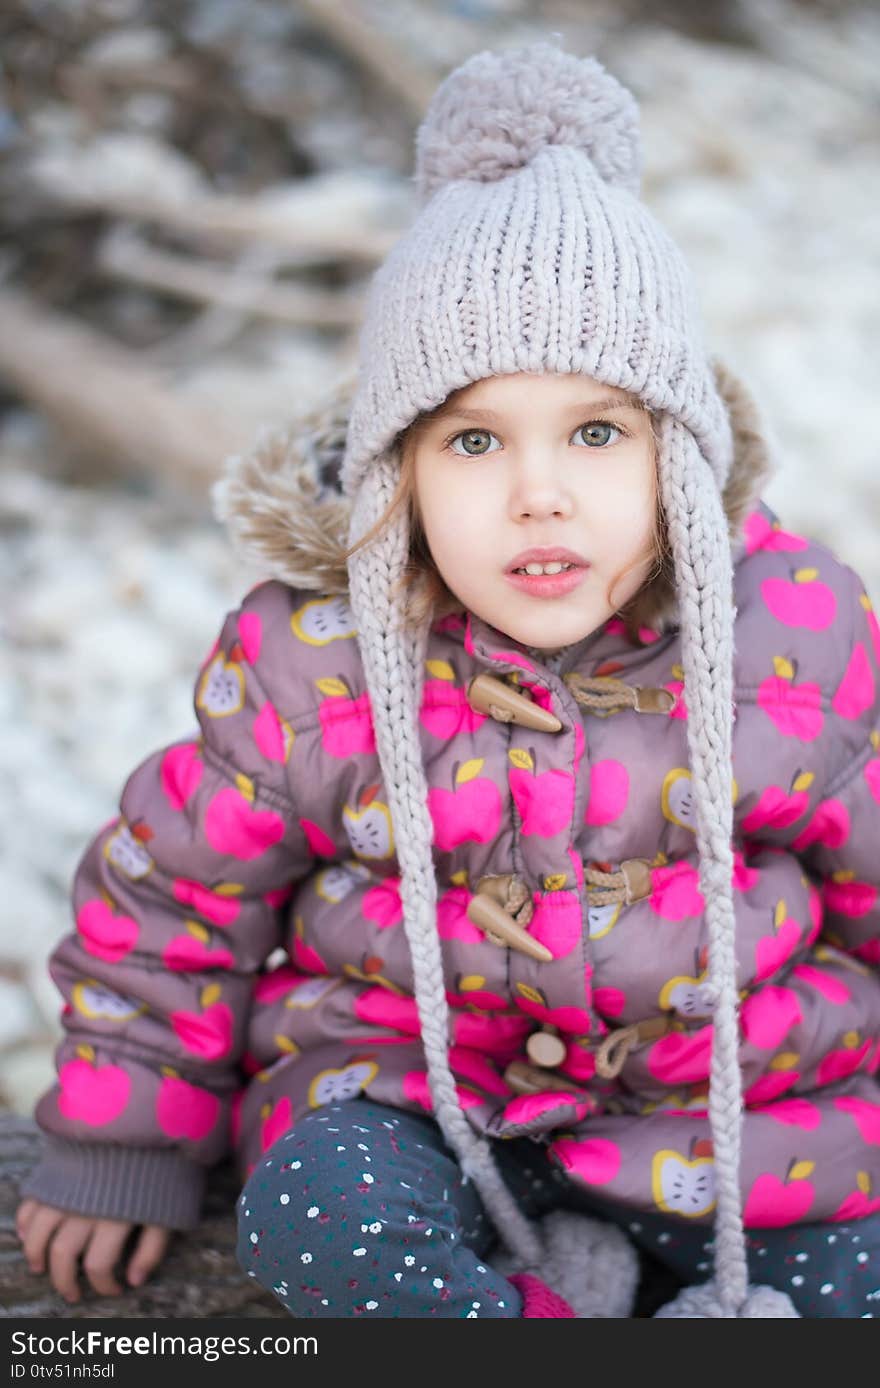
[343,390,673,640]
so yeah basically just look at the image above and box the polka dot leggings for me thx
[236,1097,880,1318]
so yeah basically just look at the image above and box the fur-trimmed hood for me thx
[212,360,776,632]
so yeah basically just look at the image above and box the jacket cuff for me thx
[18,1137,206,1231]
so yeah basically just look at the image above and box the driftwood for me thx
[97,228,366,329]
[0,1115,679,1319]
[296,0,436,120]
[0,290,242,495]
[0,1114,287,1319]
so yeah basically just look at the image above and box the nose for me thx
[508,453,574,521]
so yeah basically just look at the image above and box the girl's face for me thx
[411,372,658,652]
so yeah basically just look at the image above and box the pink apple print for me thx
[830,1174,880,1222]
[318,680,376,757]
[437,886,483,943]
[833,1095,880,1144]
[790,962,850,1004]
[503,1092,592,1126]
[731,849,760,891]
[171,999,234,1060]
[650,861,705,921]
[832,643,875,721]
[515,991,592,1035]
[823,877,877,917]
[750,1097,821,1130]
[761,570,837,631]
[527,890,582,959]
[756,661,824,741]
[173,878,241,926]
[205,786,285,860]
[585,759,629,827]
[261,1095,292,1152]
[664,678,687,720]
[744,513,809,554]
[449,1045,511,1097]
[76,898,139,962]
[58,1056,131,1126]
[740,986,802,1049]
[362,877,403,930]
[647,1027,713,1085]
[253,701,291,763]
[300,819,336,857]
[854,938,880,965]
[156,1074,220,1140]
[791,799,850,853]
[432,611,465,635]
[816,1034,873,1086]
[428,758,502,850]
[355,987,420,1033]
[518,680,556,714]
[420,678,485,738]
[290,919,327,974]
[446,982,508,1011]
[744,1070,799,1105]
[237,611,262,664]
[160,742,203,810]
[162,933,235,971]
[453,1011,531,1055]
[863,597,880,662]
[402,1070,481,1111]
[561,1043,597,1083]
[264,884,292,910]
[865,751,880,805]
[550,1136,621,1186]
[593,986,626,1018]
[740,771,813,834]
[508,748,574,837]
[743,1162,816,1226]
[754,904,802,983]
[253,965,304,1005]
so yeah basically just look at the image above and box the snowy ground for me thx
[3,2,879,1115]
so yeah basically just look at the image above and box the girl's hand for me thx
[15,1197,172,1303]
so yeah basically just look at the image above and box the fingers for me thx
[127,1224,172,1288]
[19,1203,66,1275]
[15,1198,39,1239]
[46,1214,96,1303]
[80,1219,133,1299]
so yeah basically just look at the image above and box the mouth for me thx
[505,564,589,599]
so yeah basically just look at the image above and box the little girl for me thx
[16,41,880,1318]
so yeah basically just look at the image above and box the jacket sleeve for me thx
[744,564,880,969]
[19,582,316,1229]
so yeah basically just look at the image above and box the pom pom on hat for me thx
[414,39,642,204]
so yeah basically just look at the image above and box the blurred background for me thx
[1,0,879,1116]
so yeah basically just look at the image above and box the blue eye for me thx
[448,430,501,457]
[573,421,622,448]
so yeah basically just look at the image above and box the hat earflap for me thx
[653,417,799,1318]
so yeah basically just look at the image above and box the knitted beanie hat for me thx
[340,39,797,1318]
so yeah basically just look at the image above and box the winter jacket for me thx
[22,368,880,1234]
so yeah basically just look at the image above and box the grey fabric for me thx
[20,1135,205,1231]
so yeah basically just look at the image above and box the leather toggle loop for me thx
[467,673,563,732]
[466,875,551,963]
[594,1015,675,1079]
[583,858,653,906]
[563,673,675,716]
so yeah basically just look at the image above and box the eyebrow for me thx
[432,395,647,423]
